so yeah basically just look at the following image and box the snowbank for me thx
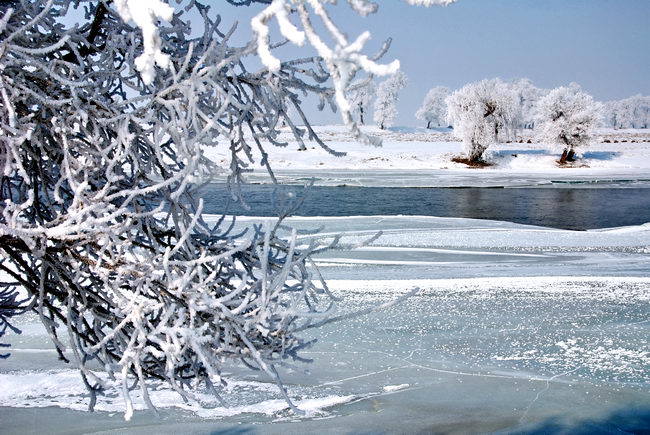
[202,125,650,177]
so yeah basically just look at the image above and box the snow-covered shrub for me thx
[373,71,408,130]
[446,79,517,162]
[534,85,603,163]
[0,0,453,419]
[415,86,449,128]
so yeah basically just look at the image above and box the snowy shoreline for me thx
[203,126,650,188]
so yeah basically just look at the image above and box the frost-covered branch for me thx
[0,281,25,359]
[0,0,456,420]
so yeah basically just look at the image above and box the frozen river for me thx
[1,216,649,433]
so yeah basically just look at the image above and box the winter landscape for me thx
[1,1,649,434]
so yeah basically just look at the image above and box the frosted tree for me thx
[415,86,449,128]
[628,95,649,128]
[604,95,650,129]
[0,0,455,420]
[446,79,517,163]
[348,79,376,125]
[509,78,547,129]
[373,71,408,129]
[604,100,628,129]
[534,86,603,163]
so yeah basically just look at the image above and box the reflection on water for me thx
[199,185,650,230]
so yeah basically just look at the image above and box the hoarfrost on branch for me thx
[0,0,453,420]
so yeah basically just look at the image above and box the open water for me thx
[199,184,650,230]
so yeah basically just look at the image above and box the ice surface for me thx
[2,215,649,433]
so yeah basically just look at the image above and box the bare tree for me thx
[0,0,453,419]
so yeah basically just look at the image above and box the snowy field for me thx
[204,126,650,188]
[2,214,649,433]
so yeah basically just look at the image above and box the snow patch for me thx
[382,384,410,392]
[0,370,354,419]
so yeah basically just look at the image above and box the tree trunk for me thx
[559,148,576,164]
[468,142,486,163]
[427,120,431,129]
[567,150,576,161]
[359,105,364,125]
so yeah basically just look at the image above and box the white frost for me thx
[383,384,410,392]
[113,0,174,84]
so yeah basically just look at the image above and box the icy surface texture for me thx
[2,216,649,433]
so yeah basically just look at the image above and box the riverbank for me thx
[202,126,650,177]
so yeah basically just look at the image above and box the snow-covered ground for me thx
[2,215,649,433]
[204,126,650,187]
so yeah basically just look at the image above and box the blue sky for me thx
[333,0,650,125]
[119,1,650,126]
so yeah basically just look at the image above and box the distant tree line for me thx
[350,76,648,165]
[603,95,650,129]
[413,79,642,165]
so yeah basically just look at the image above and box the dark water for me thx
[199,184,650,230]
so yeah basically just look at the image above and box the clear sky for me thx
[346,0,650,126]
[219,0,650,126]
[167,1,650,126]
